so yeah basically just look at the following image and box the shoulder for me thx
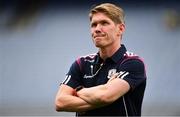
[75,53,97,71]
[76,53,97,63]
[69,53,97,70]
[123,51,145,64]
[122,51,146,72]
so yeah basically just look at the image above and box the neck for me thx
[99,44,121,61]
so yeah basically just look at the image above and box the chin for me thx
[94,41,107,48]
[95,44,104,48]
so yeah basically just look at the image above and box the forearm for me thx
[77,78,130,105]
[56,92,97,112]
[76,72,119,105]
[77,84,109,106]
[55,85,98,112]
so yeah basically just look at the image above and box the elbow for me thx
[55,97,64,112]
[55,104,62,112]
[55,105,61,112]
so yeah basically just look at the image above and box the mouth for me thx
[94,34,105,39]
[94,36,103,39]
[93,36,104,42]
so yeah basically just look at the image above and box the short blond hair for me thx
[89,3,125,24]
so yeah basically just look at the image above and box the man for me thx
[55,3,146,116]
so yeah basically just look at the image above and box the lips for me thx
[94,36,103,38]
[94,36,104,42]
[93,34,105,39]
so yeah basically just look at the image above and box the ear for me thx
[119,23,125,33]
[116,23,125,37]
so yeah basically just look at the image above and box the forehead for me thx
[91,12,112,23]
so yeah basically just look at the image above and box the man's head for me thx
[89,3,125,25]
[89,3,125,49]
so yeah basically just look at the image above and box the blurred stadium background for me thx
[0,0,180,116]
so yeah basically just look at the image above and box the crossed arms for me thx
[55,73,130,112]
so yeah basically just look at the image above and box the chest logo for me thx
[107,69,117,79]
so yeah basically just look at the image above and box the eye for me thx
[91,23,97,28]
[101,21,109,26]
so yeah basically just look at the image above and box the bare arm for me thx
[55,84,99,112]
[77,73,130,105]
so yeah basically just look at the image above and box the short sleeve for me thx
[118,58,146,91]
[61,60,83,89]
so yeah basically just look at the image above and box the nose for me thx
[95,24,102,33]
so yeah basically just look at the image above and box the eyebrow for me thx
[91,19,110,25]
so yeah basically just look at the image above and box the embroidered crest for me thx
[107,69,117,79]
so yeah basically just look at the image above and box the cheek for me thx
[101,28,107,33]
[90,29,95,36]
[106,29,114,36]
[105,26,114,33]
